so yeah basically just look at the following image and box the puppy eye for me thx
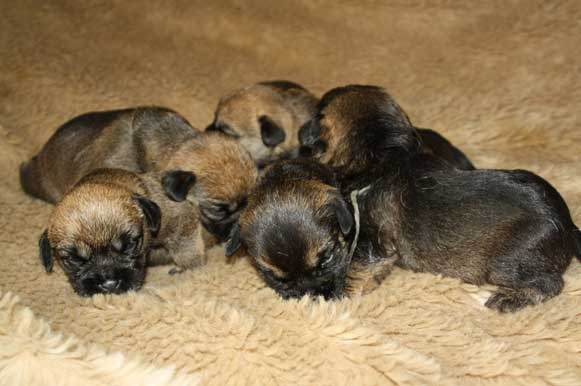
[59,250,88,267]
[117,234,141,255]
[203,204,228,221]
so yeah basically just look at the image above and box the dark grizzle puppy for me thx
[298,85,581,312]
[40,168,205,296]
[225,159,358,299]
[20,107,257,241]
[206,81,319,168]
[299,85,475,171]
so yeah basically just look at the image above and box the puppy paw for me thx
[168,267,185,276]
[485,290,532,313]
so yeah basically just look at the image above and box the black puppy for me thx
[226,159,359,299]
[299,85,581,312]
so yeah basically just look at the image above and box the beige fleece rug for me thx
[1,1,580,385]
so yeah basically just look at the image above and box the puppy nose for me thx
[98,279,121,293]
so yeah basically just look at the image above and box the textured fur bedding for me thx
[1,1,580,385]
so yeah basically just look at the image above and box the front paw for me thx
[168,266,185,276]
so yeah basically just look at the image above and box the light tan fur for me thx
[212,82,318,164]
[48,169,205,272]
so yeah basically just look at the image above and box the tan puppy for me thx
[207,81,318,168]
[39,168,205,296]
[20,106,257,241]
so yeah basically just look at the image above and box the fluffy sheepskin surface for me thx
[1,1,580,385]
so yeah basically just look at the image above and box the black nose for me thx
[98,279,121,293]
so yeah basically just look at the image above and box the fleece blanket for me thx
[1,1,580,385]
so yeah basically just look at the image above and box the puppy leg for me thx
[168,224,207,275]
[485,273,564,312]
[346,259,394,296]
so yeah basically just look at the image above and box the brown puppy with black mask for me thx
[225,158,357,300]
[20,106,257,241]
[298,85,581,312]
[206,81,319,168]
[40,168,205,296]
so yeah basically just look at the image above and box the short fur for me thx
[299,85,475,171]
[40,168,205,296]
[207,81,319,168]
[226,159,356,300]
[300,85,580,312]
[20,107,257,241]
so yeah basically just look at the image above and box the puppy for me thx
[298,84,581,312]
[206,81,319,168]
[20,106,257,241]
[299,85,475,171]
[39,168,205,296]
[225,159,357,299]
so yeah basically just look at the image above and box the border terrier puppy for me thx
[39,168,205,296]
[20,106,257,241]
[298,84,581,312]
[206,81,319,168]
[225,159,358,299]
[299,85,474,171]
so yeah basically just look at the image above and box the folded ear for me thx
[298,118,327,157]
[162,170,196,202]
[329,198,354,235]
[259,115,286,148]
[39,230,53,273]
[225,223,243,257]
[134,196,162,238]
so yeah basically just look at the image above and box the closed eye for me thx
[317,245,337,269]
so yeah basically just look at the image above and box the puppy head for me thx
[299,85,419,173]
[162,132,258,241]
[207,81,318,167]
[229,180,354,300]
[40,182,160,296]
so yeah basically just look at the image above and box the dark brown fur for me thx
[299,85,580,312]
[299,85,475,171]
[226,159,356,300]
[41,168,205,296]
[20,107,257,240]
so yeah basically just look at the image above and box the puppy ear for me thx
[39,230,53,273]
[259,115,286,148]
[134,196,162,238]
[162,170,196,202]
[298,118,327,157]
[225,223,242,257]
[329,198,354,235]
[298,118,321,145]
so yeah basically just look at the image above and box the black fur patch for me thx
[225,223,242,257]
[259,116,286,148]
[259,80,307,92]
[39,230,53,273]
[134,195,161,238]
[161,170,196,202]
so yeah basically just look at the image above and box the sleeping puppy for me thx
[206,81,319,168]
[225,158,357,299]
[299,85,475,171]
[39,168,205,296]
[20,106,257,241]
[298,84,581,312]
